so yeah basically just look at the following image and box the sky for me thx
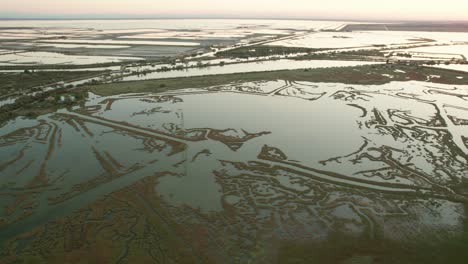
[1,0,468,21]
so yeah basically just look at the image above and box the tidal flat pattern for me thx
[0,80,467,263]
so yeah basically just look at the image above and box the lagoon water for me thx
[1,79,467,262]
[1,18,468,263]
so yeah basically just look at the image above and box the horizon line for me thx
[1,16,468,23]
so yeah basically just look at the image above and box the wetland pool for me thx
[0,80,467,263]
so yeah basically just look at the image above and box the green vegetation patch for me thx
[0,89,89,124]
[0,71,106,97]
[298,49,387,61]
[215,45,324,59]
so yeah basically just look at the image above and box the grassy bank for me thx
[89,64,468,96]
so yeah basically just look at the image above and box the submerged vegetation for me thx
[1,78,467,263]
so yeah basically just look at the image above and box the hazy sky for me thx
[1,0,468,21]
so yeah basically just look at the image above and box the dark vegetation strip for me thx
[0,70,106,124]
[0,88,88,124]
[89,64,468,96]
[215,45,325,59]
[0,71,106,97]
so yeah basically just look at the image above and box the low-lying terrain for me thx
[88,64,468,96]
[1,19,468,264]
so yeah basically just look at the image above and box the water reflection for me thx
[0,80,467,263]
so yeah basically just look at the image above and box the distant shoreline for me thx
[0,17,467,23]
